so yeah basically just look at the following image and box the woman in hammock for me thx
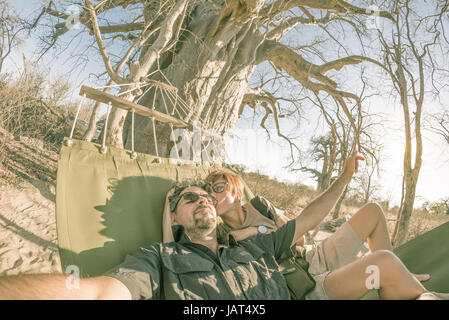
[162,150,447,300]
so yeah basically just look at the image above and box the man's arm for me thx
[291,149,365,245]
[0,274,131,300]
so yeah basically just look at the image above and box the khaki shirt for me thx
[216,199,283,243]
[104,220,296,300]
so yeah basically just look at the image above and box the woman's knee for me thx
[369,249,396,262]
[362,202,385,221]
[367,250,405,282]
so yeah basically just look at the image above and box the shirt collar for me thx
[171,225,238,247]
[171,225,191,245]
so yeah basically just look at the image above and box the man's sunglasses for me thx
[173,192,218,212]
[210,181,228,193]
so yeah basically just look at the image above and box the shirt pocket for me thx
[232,243,277,277]
[227,246,284,298]
[161,253,216,300]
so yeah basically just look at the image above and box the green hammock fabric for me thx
[56,138,448,297]
[56,138,253,278]
[395,220,449,292]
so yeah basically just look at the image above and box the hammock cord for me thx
[170,123,180,162]
[84,74,224,164]
[150,87,160,161]
[131,108,137,159]
[152,117,159,158]
[68,93,86,143]
[101,101,112,153]
[160,87,181,163]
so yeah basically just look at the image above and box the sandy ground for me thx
[0,179,62,276]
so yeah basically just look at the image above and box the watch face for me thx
[258,225,268,234]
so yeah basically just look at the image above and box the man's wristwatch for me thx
[257,225,268,236]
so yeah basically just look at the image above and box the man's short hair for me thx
[168,179,211,214]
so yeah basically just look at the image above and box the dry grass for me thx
[0,127,58,188]
[405,208,449,241]
[242,171,318,219]
[0,68,87,187]
[0,73,67,151]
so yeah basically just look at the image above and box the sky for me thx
[4,0,449,208]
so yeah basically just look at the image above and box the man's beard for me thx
[186,206,216,237]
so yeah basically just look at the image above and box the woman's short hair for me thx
[205,169,244,200]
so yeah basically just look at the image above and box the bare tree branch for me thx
[260,0,394,22]
[85,0,126,84]
[265,12,332,40]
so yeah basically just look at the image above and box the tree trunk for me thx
[391,52,424,246]
[363,166,375,204]
[106,104,131,148]
[126,4,262,158]
[84,81,115,142]
[83,100,102,142]
[392,172,418,246]
[318,149,329,192]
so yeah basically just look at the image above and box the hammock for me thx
[56,85,449,298]
[56,137,224,277]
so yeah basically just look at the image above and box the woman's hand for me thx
[342,149,365,181]
[229,227,258,241]
[166,188,175,201]
[229,226,277,241]
[162,188,176,243]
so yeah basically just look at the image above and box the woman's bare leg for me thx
[347,203,430,281]
[348,203,393,251]
[323,250,427,300]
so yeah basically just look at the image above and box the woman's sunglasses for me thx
[173,192,218,212]
[210,181,228,193]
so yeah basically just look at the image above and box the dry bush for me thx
[380,204,449,244]
[404,208,449,242]
[241,170,318,218]
[342,193,366,209]
[0,70,70,154]
[65,100,95,124]
[0,67,80,185]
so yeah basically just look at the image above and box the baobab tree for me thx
[298,133,338,192]
[34,0,394,160]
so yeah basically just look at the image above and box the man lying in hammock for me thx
[161,149,448,300]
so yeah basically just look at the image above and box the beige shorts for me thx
[304,221,369,300]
